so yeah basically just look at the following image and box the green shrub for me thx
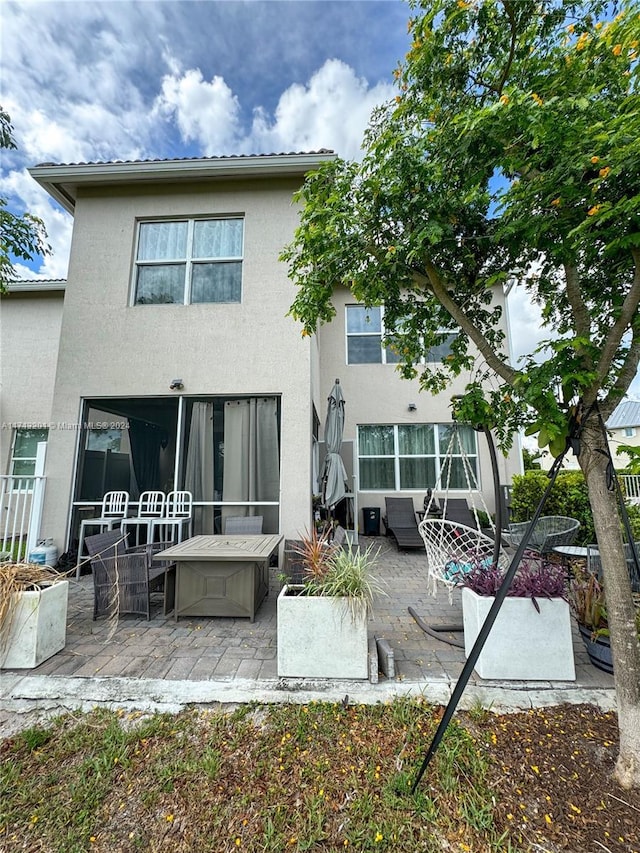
[626,503,640,540]
[509,470,594,545]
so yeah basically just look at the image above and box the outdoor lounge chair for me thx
[384,497,423,550]
[84,530,175,620]
[441,498,476,528]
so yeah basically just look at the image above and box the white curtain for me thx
[138,221,188,260]
[185,402,215,534]
[193,219,243,258]
[222,397,279,533]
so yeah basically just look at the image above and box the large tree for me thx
[0,108,50,291]
[282,0,640,787]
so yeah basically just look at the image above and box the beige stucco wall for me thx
[317,286,522,520]
[40,177,314,550]
[0,289,63,472]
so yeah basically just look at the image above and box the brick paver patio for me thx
[10,534,614,686]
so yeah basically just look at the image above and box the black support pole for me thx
[409,446,567,794]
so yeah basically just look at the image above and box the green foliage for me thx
[510,468,640,542]
[522,447,543,470]
[509,470,595,544]
[0,108,50,292]
[282,0,640,451]
[618,444,640,474]
[291,533,385,618]
[626,502,640,539]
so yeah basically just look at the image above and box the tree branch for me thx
[592,248,640,395]
[564,262,591,343]
[495,1,519,96]
[420,258,520,386]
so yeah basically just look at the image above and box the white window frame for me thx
[9,427,49,477]
[132,217,244,305]
[345,304,456,365]
[357,423,478,491]
[624,426,637,437]
[345,305,400,365]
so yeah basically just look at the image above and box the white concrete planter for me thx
[462,587,576,681]
[0,580,69,669]
[277,585,369,679]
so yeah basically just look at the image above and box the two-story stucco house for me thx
[0,151,521,559]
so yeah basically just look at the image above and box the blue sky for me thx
[1,0,410,280]
[1,0,638,399]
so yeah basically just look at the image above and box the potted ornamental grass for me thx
[0,561,69,669]
[457,551,576,681]
[277,526,383,679]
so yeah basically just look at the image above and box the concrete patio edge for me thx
[1,672,617,727]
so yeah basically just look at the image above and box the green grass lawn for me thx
[1,699,636,853]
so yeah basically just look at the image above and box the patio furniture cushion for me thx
[419,518,511,595]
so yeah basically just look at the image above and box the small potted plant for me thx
[457,551,576,681]
[277,527,383,679]
[568,561,640,674]
[0,561,69,669]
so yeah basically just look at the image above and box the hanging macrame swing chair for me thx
[418,424,509,599]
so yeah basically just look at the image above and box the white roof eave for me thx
[28,152,337,214]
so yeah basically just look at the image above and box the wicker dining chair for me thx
[85,530,173,620]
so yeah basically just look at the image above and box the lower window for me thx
[358,424,478,490]
[10,428,49,476]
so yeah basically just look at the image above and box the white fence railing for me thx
[0,475,46,559]
[622,474,640,504]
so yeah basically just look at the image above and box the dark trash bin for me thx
[362,507,381,536]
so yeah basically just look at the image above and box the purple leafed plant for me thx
[456,551,567,612]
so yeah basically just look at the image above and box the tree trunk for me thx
[579,413,640,788]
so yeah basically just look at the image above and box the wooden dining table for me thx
[154,534,282,622]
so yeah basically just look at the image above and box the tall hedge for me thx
[509,471,594,546]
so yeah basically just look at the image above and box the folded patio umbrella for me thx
[321,378,348,512]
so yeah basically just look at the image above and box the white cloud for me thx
[152,58,394,161]
[0,169,72,280]
[250,59,395,160]
[154,69,242,154]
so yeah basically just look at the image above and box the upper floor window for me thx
[346,306,401,364]
[10,428,48,476]
[134,218,243,305]
[345,305,455,365]
[624,426,637,437]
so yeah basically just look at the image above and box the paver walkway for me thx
[1,536,615,734]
